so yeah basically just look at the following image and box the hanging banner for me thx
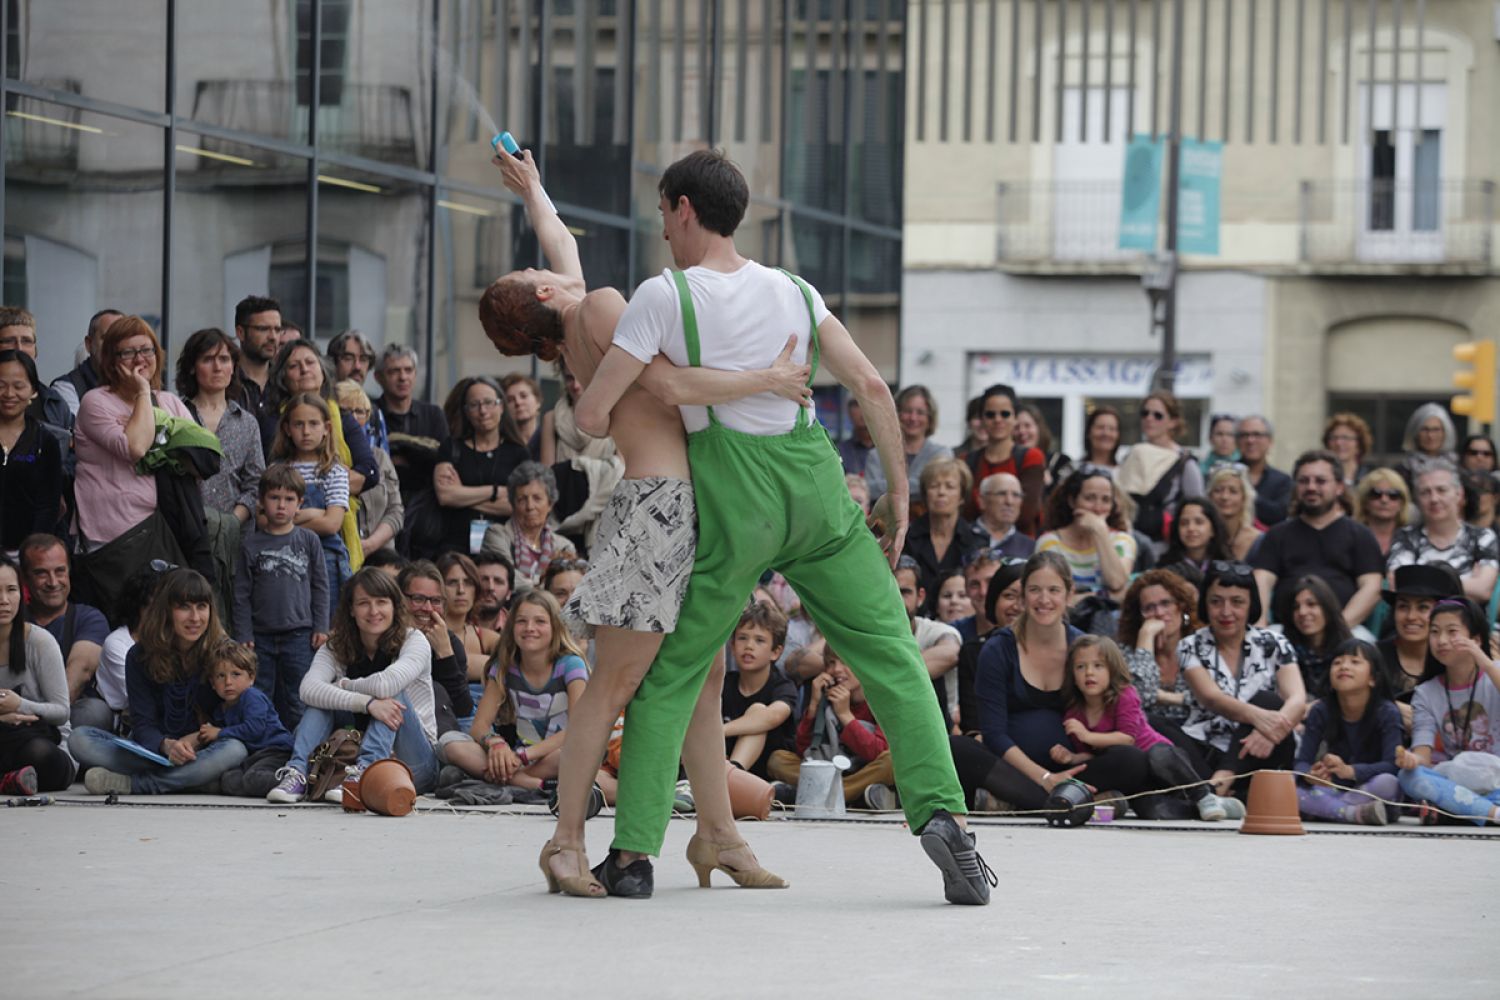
[1177,138,1223,255]
[1118,135,1163,251]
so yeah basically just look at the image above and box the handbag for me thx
[72,512,186,618]
[307,727,363,802]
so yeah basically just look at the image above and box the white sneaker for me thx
[1196,794,1228,822]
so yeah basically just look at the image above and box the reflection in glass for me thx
[6,101,162,379]
[12,0,165,112]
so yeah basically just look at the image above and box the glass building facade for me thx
[2,0,904,406]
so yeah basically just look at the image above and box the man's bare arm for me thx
[638,336,812,407]
[494,150,584,286]
[813,314,907,565]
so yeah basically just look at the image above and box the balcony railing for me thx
[1299,179,1494,268]
[3,80,83,174]
[995,180,1144,266]
[190,80,420,166]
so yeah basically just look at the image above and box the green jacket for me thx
[134,407,224,479]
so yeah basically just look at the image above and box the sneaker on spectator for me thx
[83,768,131,796]
[266,767,307,803]
[863,783,898,812]
[437,764,466,790]
[1219,796,1246,820]
[973,789,1009,813]
[1196,794,1228,822]
[672,779,696,814]
[1354,801,1390,826]
[326,764,365,804]
[0,765,38,796]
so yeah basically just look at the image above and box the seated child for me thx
[722,601,797,778]
[443,589,613,802]
[767,643,898,812]
[1294,638,1402,826]
[233,464,331,730]
[1051,635,1241,822]
[198,640,295,798]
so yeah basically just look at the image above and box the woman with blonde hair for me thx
[1354,468,1411,558]
[1206,464,1262,560]
[335,380,402,556]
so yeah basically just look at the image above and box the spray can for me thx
[489,132,556,213]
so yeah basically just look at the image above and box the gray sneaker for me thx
[919,810,995,906]
[862,783,898,812]
[84,768,131,796]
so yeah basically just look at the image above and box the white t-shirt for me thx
[914,616,963,721]
[612,261,831,435]
[97,625,134,711]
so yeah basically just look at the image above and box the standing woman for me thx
[1175,562,1307,796]
[73,317,196,568]
[1120,390,1203,544]
[946,551,1151,811]
[177,328,264,526]
[864,385,951,505]
[0,554,74,792]
[434,376,530,556]
[1397,403,1456,487]
[0,351,63,552]
[70,569,248,794]
[965,383,1045,533]
[1082,406,1123,471]
[1117,570,1201,725]
[1353,468,1411,558]
[901,458,989,611]
[1035,467,1136,601]
[1159,498,1233,575]
[1278,575,1354,699]
[1323,413,1374,487]
[1207,465,1263,560]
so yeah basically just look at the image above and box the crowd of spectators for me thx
[0,296,1495,828]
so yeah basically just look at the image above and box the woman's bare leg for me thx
[679,650,762,871]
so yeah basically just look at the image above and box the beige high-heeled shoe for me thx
[685,834,789,889]
[539,840,607,898]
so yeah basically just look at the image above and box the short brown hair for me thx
[737,599,789,649]
[658,149,749,237]
[259,463,307,499]
[478,276,564,362]
[1323,412,1373,460]
[99,316,165,394]
[919,456,973,504]
[207,639,258,680]
[0,306,35,330]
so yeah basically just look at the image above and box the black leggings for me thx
[0,722,76,792]
[1169,691,1297,797]
[950,735,1151,811]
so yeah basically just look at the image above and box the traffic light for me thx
[1453,340,1496,427]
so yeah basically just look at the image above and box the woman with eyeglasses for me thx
[863,385,951,506]
[74,318,198,559]
[1035,467,1136,602]
[1199,413,1239,477]
[1322,413,1374,487]
[1396,403,1457,489]
[1278,575,1354,698]
[1176,561,1306,798]
[1118,390,1203,544]
[964,383,1045,534]
[433,376,531,556]
[1460,433,1497,474]
[1388,459,1499,604]
[1353,469,1411,558]
[1118,570,1201,723]
[1207,465,1264,560]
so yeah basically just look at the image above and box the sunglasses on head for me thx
[1208,560,1255,585]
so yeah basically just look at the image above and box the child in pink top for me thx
[1052,635,1240,822]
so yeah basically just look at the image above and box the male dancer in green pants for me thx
[575,150,993,905]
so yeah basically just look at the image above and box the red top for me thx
[795,700,887,762]
[1063,685,1171,753]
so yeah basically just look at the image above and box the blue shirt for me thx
[213,686,294,753]
[975,625,1083,767]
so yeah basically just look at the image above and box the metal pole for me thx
[424,0,439,401]
[1155,0,1185,393]
[305,0,323,340]
[161,0,177,350]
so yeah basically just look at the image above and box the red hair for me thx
[478,275,564,361]
[98,316,165,394]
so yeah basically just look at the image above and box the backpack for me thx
[1130,453,1190,541]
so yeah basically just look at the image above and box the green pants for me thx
[610,421,967,855]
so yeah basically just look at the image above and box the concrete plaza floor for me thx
[7,795,1497,999]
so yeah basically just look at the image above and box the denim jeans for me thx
[1399,765,1500,826]
[253,628,314,729]
[69,726,248,794]
[286,692,439,793]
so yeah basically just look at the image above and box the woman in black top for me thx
[901,457,990,615]
[0,351,62,552]
[1278,574,1353,699]
[433,376,529,555]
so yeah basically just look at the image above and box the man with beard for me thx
[233,295,283,418]
[472,552,513,631]
[1251,449,1384,628]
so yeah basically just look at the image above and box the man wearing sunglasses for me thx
[1250,450,1385,628]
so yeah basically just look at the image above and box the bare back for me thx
[561,287,691,480]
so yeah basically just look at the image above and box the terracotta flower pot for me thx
[1238,770,1305,836]
[359,758,417,817]
[726,761,773,821]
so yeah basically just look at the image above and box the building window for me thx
[269,240,351,336]
[295,0,349,107]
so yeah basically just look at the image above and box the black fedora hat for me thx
[1381,563,1464,604]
